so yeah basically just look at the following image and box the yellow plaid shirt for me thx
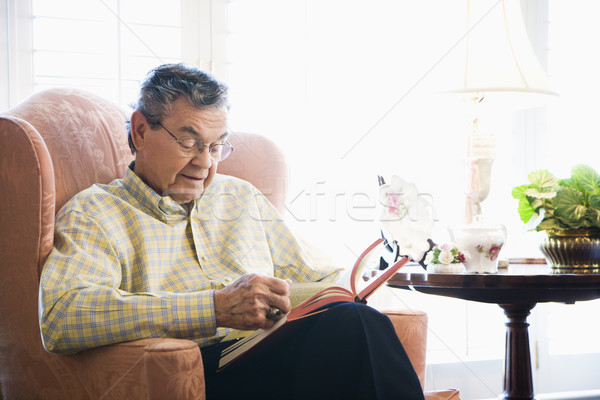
[39,165,341,354]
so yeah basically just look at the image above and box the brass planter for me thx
[540,229,600,273]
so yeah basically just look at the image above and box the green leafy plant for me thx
[512,164,600,231]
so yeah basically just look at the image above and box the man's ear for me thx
[130,110,149,152]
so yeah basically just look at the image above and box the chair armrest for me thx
[61,338,204,400]
[143,338,205,400]
[381,309,428,390]
[382,310,462,399]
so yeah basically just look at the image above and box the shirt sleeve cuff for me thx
[170,290,217,339]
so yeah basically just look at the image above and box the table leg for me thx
[499,303,536,400]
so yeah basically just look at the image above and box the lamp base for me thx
[465,158,494,224]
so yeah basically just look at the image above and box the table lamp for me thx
[443,0,557,224]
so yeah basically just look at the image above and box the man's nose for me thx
[190,148,212,168]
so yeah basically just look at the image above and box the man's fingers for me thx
[260,276,291,314]
[265,276,291,295]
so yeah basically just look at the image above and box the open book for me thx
[218,238,409,370]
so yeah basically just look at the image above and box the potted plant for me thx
[512,164,600,272]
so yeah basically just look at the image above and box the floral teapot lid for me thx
[449,215,507,240]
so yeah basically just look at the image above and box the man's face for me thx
[131,97,229,205]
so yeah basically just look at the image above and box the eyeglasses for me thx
[157,122,234,162]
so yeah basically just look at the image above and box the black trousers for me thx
[201,303,425,400]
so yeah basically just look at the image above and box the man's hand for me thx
[214,274,292,330]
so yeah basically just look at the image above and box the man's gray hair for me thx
[127,63,229,154]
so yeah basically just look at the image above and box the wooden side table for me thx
[387,264,600,400]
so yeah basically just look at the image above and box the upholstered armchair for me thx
[0,88,459,399]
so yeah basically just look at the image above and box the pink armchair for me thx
[0,88,459,399]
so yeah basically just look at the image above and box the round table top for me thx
[387,264,600,305]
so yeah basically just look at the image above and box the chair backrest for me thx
[218,132,289,213]
[4,88,134,273]
[0,88,288,398]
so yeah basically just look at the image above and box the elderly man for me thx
[39,63,424,399]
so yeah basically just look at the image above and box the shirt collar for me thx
[123,162,189,223]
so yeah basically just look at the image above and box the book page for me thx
[289,281,339,307]
[287,285,354,320]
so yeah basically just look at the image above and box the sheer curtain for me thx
[226,1,506,394]
[228,0,474,265]
[535,2,600,393]
[226,0,600,397]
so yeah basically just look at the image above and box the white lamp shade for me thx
[443,0,557,109]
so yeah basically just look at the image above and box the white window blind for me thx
[31,0,183,108]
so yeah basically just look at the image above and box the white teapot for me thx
[449,216,507,273]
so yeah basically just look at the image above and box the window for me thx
[227,0,470,263]
[227,0,507,378]
[226,0,600,398]
[545,0,600,174]
[538,3,600,391]
[2,0,225,110]
[30,0,183,108]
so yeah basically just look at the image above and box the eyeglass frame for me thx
[156,121,234,161]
